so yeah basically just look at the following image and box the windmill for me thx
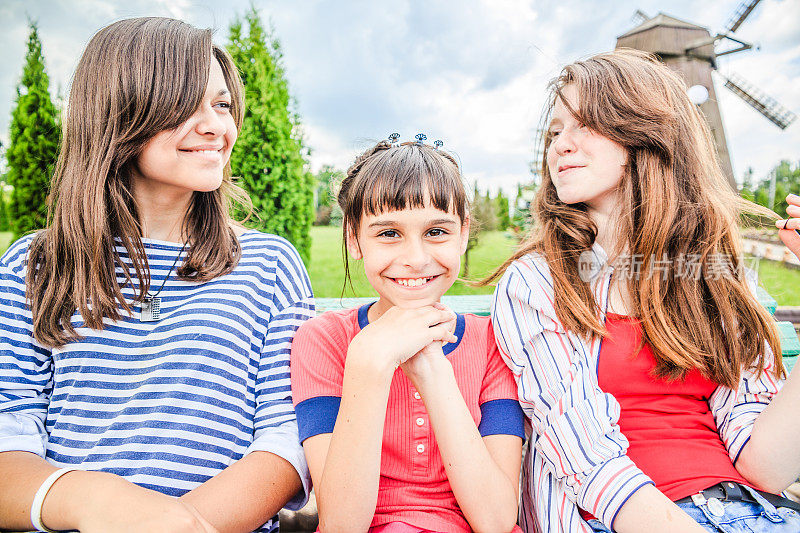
[616,0,797,190]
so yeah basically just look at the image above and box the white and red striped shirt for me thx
[491,244,782,532]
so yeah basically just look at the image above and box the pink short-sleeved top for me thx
[290,303,525,532]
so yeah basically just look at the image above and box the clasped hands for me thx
[346,302,458,389]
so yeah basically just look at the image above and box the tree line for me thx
[312,165,513,230]
[740,160,800,219]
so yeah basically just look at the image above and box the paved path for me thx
[742,238,800,267]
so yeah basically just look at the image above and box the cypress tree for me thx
[494,191,511,231]
[0,188,9,233]
[6,20,60,239]
[227,7,314,262]
[0,143,8,233]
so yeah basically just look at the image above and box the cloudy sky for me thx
[1,0,798,195]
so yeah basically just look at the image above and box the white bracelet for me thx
[30,468,76,533]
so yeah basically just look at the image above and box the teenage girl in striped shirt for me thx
[0,18,312,533]
[290,137,525,532]
[489,49,800,532]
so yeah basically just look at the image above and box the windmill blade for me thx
[632,9,649,26]
[725,0,762,33]
[720,71,797,129]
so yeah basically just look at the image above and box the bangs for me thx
[355,144,466,221]
[77,18,215,153]
[130,20,213,135]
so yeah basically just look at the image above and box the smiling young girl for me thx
[290,137,525,532]
[0,18,311,533]
[489,49,800,533]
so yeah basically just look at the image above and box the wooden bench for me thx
[279,293,800,531]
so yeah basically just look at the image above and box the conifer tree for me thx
[227,7,314,262]
[6,20,60,240]
[494,191,511,231]
[0,143,8,233]
[0,189,9,233]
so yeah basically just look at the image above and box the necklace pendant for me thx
[140,296,161,322]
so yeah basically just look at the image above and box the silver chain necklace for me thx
[140,243,187,322]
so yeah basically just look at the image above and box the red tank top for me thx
[597,313,749,501]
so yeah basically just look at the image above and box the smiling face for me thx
[348,202,470,315]
[133,59,237,196]
[546,84,628,216]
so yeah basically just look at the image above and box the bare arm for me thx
[180,451,301,533]
[0,451,57,529]
[305,358,394,533]
[406,351,520,533]
[734,363,800,492]
[728,206,800,491]
[0,451,215,533]
[613,485,706,533]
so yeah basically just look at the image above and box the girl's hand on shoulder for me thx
[347,305,457,377]
[776,194,800,260]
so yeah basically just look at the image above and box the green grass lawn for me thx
[751,258,800,306]
[308,226,517,298]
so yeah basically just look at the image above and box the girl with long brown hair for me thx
[0,18,312,533]
[490,49,800,532]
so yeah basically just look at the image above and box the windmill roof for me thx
[618,13,709,38]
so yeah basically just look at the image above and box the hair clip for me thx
[433,140,443,149]
[388,133,400,147]
[415,133,427,145]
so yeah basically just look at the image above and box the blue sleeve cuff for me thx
[478,398,525,439]
[295,396,341,442]
[0,413,47,456]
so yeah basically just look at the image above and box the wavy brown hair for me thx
[27,17,250,347]
[486,49,782,387]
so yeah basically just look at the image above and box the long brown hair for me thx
[487,49,782,387]
[27,17,250,347]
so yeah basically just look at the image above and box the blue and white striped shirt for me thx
[491,244,782,533]
[0,230,314,533]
